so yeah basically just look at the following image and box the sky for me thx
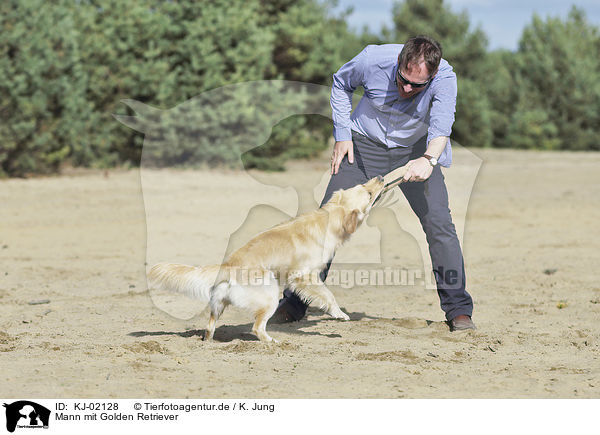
[330,0,600,50]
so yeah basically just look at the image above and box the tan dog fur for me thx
[148,177,385,342]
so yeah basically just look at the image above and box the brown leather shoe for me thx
[449,315,476,331]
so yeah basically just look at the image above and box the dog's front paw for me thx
[330,308,350,321]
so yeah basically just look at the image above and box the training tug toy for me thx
[371,165,409,206]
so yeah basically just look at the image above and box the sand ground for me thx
[1,148,599,398]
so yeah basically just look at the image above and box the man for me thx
[273,36,475,331]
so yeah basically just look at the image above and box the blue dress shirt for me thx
[330,44,457,167]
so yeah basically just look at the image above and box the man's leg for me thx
[319,132,390,206]
[271,132,388,323]
[399,165,474,322]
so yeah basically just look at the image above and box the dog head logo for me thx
[115,80,482,319]
[3,401,50,432]
[113,80,331,171]
[115,81,334,318]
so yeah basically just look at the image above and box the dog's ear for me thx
[343,209,359,234]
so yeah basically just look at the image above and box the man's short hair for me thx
[399,36,443,75]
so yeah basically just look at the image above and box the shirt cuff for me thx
[333,127,353,142]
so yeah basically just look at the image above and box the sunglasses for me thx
[396,68,431,88]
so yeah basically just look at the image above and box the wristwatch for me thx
[423,154,438,167]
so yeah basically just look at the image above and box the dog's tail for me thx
[148,263,226,301]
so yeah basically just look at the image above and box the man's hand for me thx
[331,140,354,175]
[403,157,433,182]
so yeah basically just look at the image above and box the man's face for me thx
[396,60,433,99]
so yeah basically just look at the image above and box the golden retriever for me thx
[148,176,386,342]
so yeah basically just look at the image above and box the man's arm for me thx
[404,70,457,181]
[403,135,448,182]
[424,135,447,159]
[330,47,369,174]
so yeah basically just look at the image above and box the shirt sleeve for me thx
[330,46,370,142]
[427,72,457,146]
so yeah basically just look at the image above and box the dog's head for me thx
[324,176,385,235]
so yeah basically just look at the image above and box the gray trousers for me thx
[320,131,473,321]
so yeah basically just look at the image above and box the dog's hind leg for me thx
[204,282,229,341]
[204,311,220,341]
[289,275,350,320]
[250,275,280,342]
[252,303,278,343]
